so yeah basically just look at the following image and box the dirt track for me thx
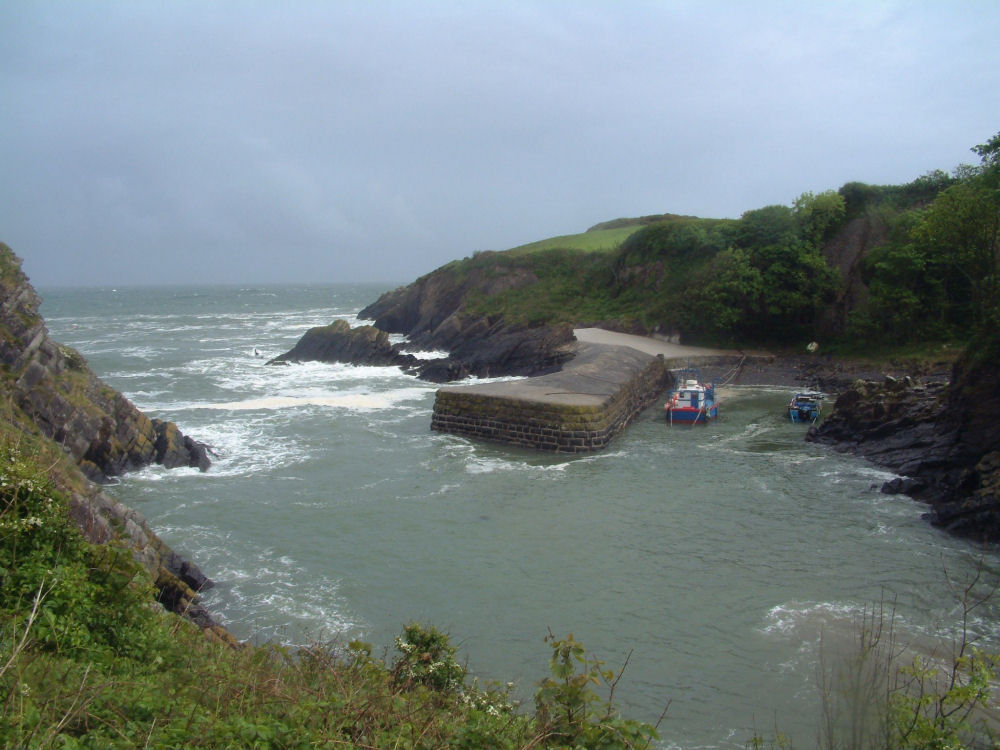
[572,327,734,358]
[572,328,952,392]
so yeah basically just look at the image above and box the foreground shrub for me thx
[534,631,660,749]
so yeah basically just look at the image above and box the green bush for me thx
[0,443,164,663]
[393,622,467,692]
[534,632,659,749]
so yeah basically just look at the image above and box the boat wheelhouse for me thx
[665,377,718,425]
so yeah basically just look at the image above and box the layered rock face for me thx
[357,258,576,380]
[0,245,231,643]
[807,333,1000,541]
[271,262,576,381]
[0,247,211,481]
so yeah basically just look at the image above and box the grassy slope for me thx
[506,225,641,255]
[462,216,735,333]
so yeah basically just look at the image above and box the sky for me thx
[1,1,998,288]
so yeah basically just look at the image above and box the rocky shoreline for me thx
[806,334,1000,543]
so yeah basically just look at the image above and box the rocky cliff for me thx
[807,330,1000,541]
[0,244,232,643]
[0,246,212,481]
[267,256,575,380]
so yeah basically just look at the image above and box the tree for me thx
[679,247,763,343]
[855,238,952,343]
[751,241,840,340]
[735,204,799,249]
[910,131,1000,329]
[793,190,847,246]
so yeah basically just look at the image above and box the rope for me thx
[714,354,746,386]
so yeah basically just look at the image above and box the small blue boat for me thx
[788,391,824,423]
[665,375,718,425]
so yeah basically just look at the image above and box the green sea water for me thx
[39,283,1000,748]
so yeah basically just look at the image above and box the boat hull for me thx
[666,405,718,424]
[788,406,819,423]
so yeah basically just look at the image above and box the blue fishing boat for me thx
[788,391,824,423]
[665,375,718,425]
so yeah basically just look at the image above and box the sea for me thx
[38,283,1000,749]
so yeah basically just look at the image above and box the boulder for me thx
[267,320,416,368]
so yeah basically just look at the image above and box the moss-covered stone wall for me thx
[431,355,670,452]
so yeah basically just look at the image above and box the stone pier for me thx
[431,332,746,452]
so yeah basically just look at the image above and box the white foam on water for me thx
[817,465,900,490]
[462,448,624,476]
[710,421,772,448]
[199,394,397,411]
[465,373,528,385]
[399,348,450,359]
[165,537,360,644]
[761,600,866,638]
[464,456,560,475]
[130,356,437,414]
[152,382,432,415]
[430,483,464,496]
[103,370,176,381]
[137,416,313,478]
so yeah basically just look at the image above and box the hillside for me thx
[363,134,997,362]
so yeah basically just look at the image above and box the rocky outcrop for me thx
[271,273,576,381]
[0,244,229,641]
[267,320,416,368]
[269,315,575,383]
[359,254,538,340]
[354,255,576,380]
[416,321,575,381]
[807,331,1000,541]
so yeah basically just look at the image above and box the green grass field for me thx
[505,225,641,255]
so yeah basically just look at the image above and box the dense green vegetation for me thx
[848,135,1000,345]
[469,132,1000,352]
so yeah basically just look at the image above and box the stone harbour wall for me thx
[431,352,672,452]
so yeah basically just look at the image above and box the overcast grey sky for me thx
[2,1,998,287]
